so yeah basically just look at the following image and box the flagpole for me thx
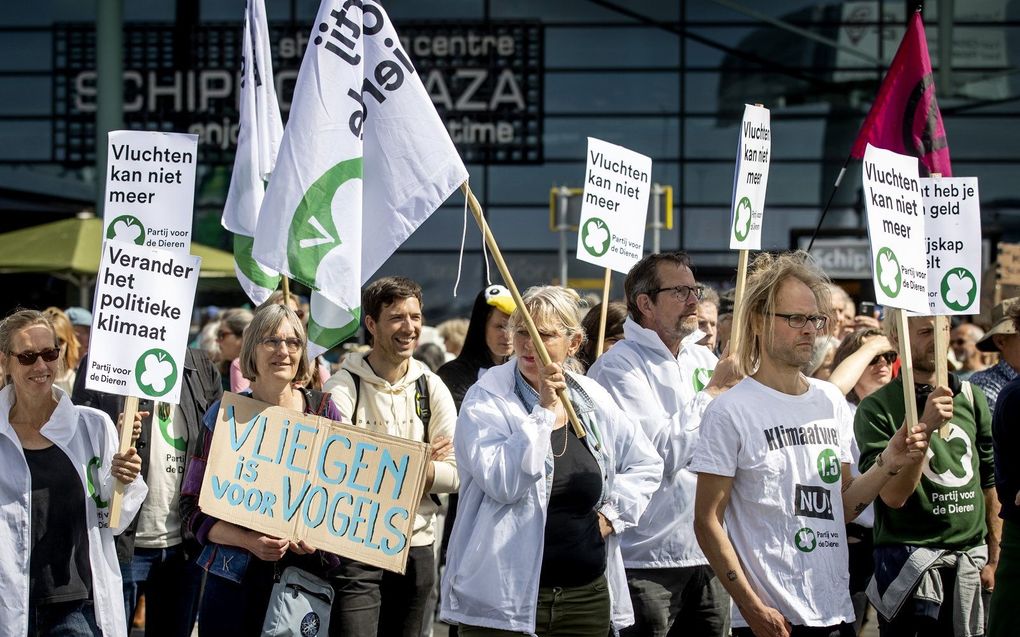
[806,153,852,253]
[462,183,586,439]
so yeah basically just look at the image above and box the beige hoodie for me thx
[323,352,458,547]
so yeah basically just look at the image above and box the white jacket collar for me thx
[621,318,706,361]
[0,384,77,447]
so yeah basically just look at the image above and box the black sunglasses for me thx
[869,351,898,366]
[10,347,61,366]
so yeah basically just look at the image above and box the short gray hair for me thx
[238,304,310,383]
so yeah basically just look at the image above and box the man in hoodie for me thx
[324,276,458,637]
[588,252,740,637]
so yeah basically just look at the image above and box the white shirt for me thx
[135,402,187,548]
[588,318,716,568]
[690,377,855,629]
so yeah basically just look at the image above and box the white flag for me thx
[253,0,468,353]
[223,0,283,305]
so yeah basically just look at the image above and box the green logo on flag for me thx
[940,267,976,311]
[108,215,146,245]
[733,197,753,241]
[581,217,610,257]
[287,157,363,286]
[234,234,281,289]
[135,348,178,397]
[876,247,902,298]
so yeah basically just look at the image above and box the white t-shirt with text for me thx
[135,403,188,548]
[690,376,855,629]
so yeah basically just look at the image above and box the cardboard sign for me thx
[921,177,982,315]
[862,144,928,313]
[199,393,428,573]
[85,241,200,404]
[102,130,198,251]
[575,137,652,274]
[729,104,771,250]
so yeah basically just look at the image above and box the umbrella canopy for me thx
[0,214,235,305]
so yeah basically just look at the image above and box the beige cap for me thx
[977,296,1020,352]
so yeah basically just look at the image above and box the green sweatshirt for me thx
[854,375,994,549]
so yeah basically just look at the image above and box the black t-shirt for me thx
[26,445,93,606]
[539,425,606,587]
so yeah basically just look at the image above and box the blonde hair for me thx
[733,251,833,376]
[44,307,81,374]
[238,304,310,383]
[508,286,587,346]
[0,309,60,388]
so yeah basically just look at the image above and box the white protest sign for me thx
[922,177,982,315]
[103,130,198,251]
[862,144,928,313]
[575,137,652,273]
[199,393,429,573]
[85,241,201,404]
[729,104,771,250]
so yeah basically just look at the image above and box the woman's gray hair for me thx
[238,304,309,383]
[220,308,254,339]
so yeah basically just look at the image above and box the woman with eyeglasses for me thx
[829,327,897,636]
[259,291,330,390]
[180,303,341,636]
[214,308,253,393]
[0,309,145,637]
[440,286,662,636]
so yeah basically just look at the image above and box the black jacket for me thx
[72,348,222,563]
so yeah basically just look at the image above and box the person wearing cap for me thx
[971,297,1020,405]
[65,306,92,355]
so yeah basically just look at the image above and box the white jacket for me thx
[0,386,147,637]
[324,353,458,547]
[440,360,662,634]
[588,318,717,568]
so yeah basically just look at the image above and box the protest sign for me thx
[85,241,200,404]
[921,177,981,315]
[729,104,771,250]
[575,137,652,274]
[103,130,198,251]
[862,144,928,313]
[199,393,429,573]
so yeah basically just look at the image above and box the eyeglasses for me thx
[216,331,235,341]
[648,285,704,302]
[259,337,302,353]
[9,347,61,366]
[773,313,829,330]
[869,351,898,366]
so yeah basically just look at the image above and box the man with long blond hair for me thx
[691,251,932,637]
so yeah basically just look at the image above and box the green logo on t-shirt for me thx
[86,456,108,508]
[922,423,975,489]
[794,527,817,552]
[693,367,713,392]
[816,448,840,484]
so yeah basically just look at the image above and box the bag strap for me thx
[351,373,361,423]
[415,375,431,442]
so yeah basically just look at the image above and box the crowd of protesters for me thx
[2,249,1017,637]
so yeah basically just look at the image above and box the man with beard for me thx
[589,251,741,637]
[324,276,458,637]
[692,252,930,637]
[855,315,1000,636]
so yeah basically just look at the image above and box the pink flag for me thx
[850,12,951,176]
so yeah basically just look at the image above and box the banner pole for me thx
[806,154,852,253]
[933,315,951,437]
[893,309,920,433]
[108,394,139,529]
[462,183,586,438]
[595,268,612,359]
[282,276,292,308]
[728,249,750,355]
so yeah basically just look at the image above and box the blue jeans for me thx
[198,557,276,637]
[28,599,100,637]
[122,545,204,637]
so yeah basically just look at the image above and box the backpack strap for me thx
[351,372,361,424]
[961,380,974,408]
[415,375,431,442]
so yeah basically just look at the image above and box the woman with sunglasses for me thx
[0,309,145,637]
[180,303,341,636]
[215,308,252,393]
[43,307,82,395]
[829,327,897,635]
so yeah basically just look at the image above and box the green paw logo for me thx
[940,268,976,312]
[581,217,611,257]
[733,197,753,241]
[135,349,178,397]
[107,215,146,245]
[693,367,713,392]
[922,423,974,488]
[794,527,816,552]
[875,247,901,298]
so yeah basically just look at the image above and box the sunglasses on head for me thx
[10,347,61,366]
[869,351,897,366]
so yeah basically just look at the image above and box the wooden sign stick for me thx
[462,183,585,438]
[893,309,920,436]
[108,394,139,529]
[728,249,750,354]
[595,268,612,359]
